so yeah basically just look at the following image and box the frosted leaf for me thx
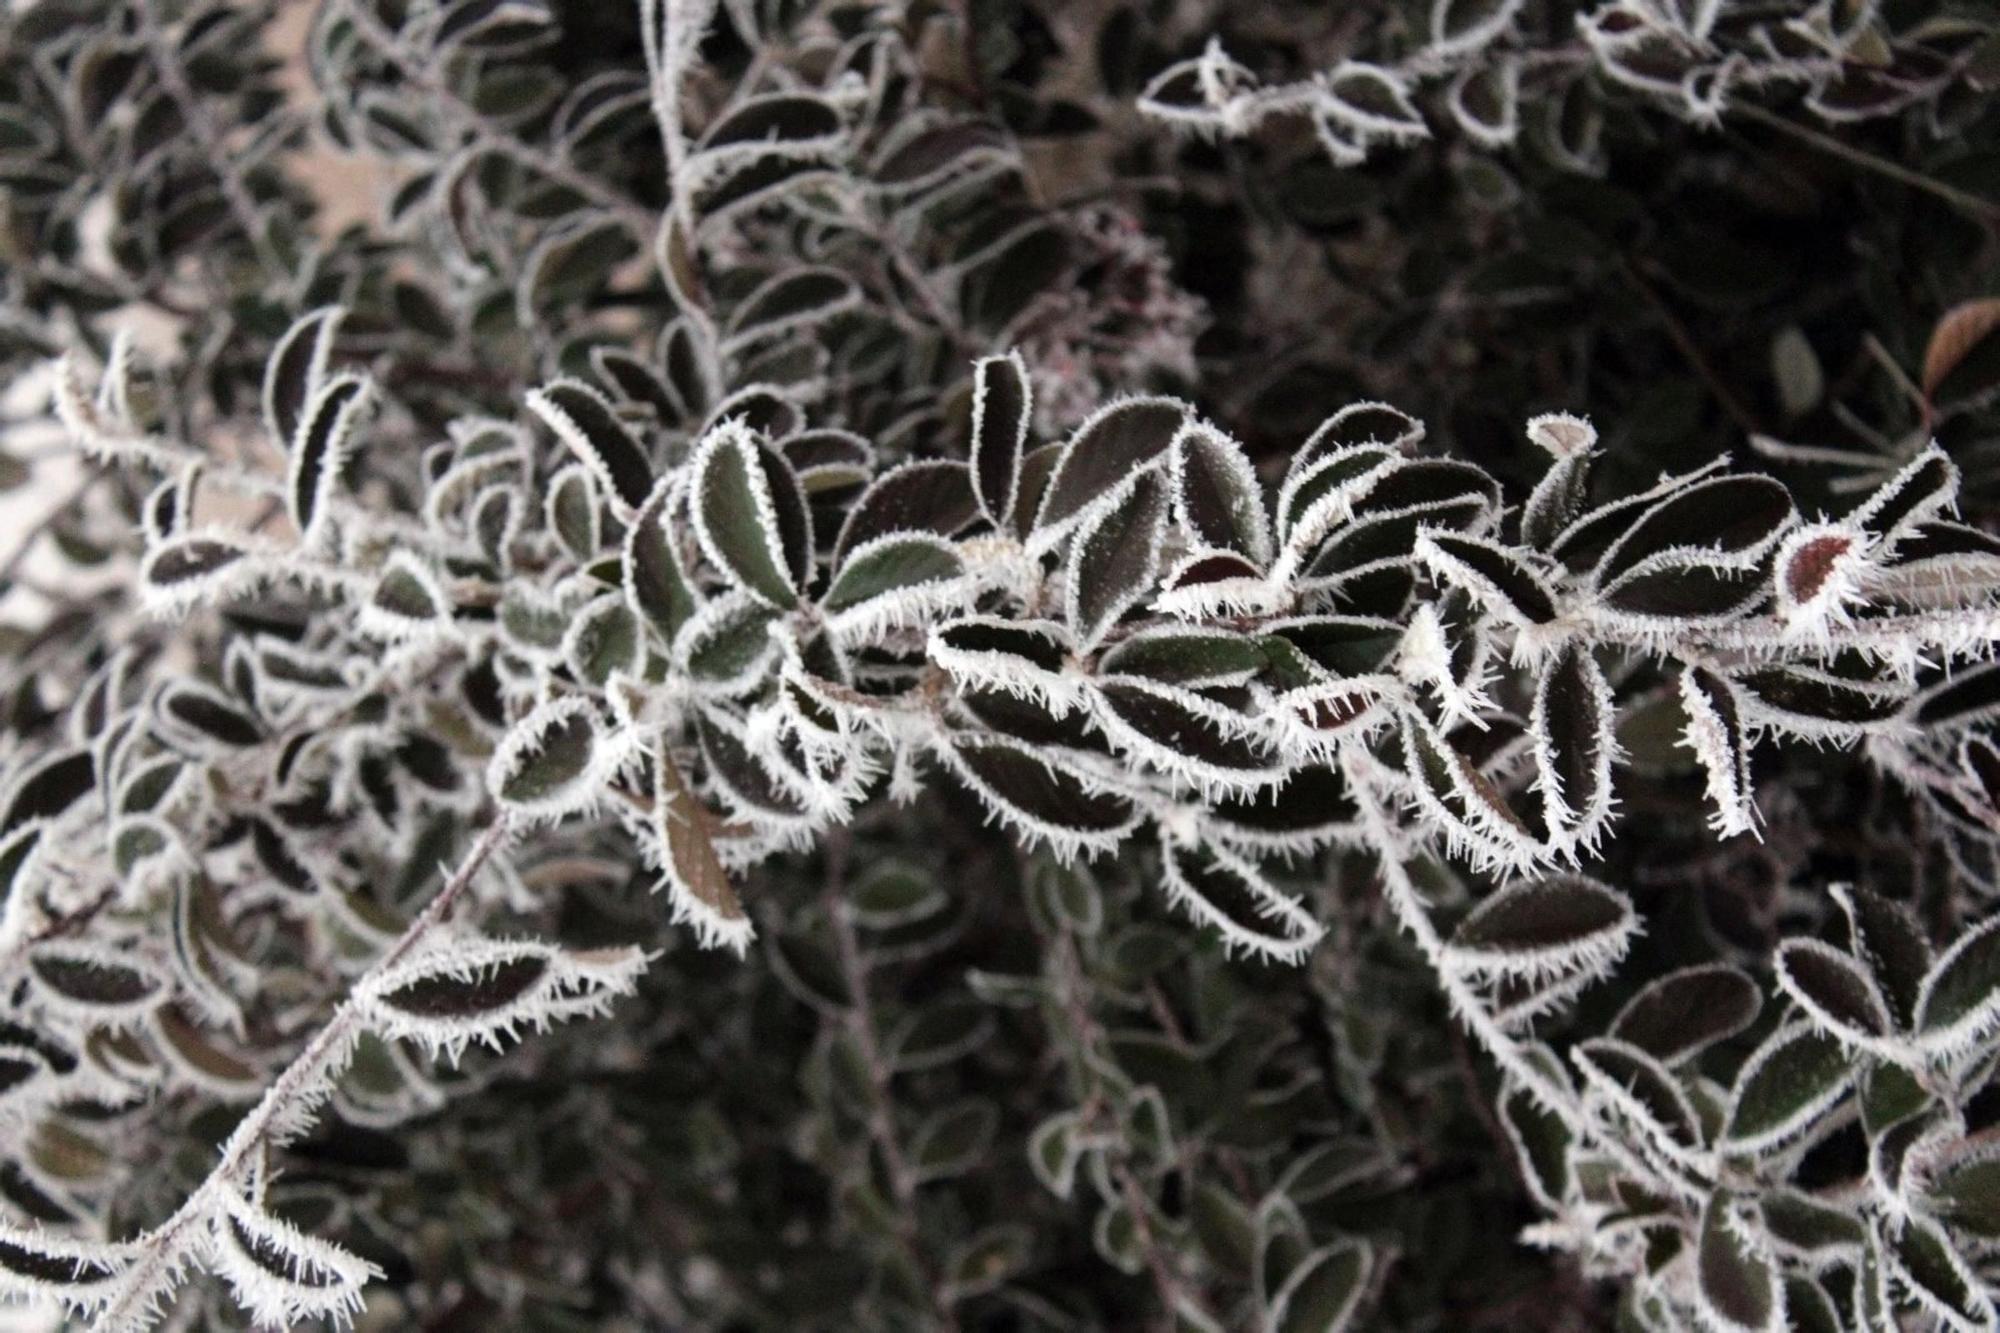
[821,533,970,642]
[653,742,754,954]
[1171,421,1271,565]
[1720,1022,1853,1156]
[624,473,701,646]
[1157,841,1324,964]
[526,377,655,514]
[1401,713,1547,873]
[1849,445,1959,552]
[1319,62,1428,144]
[1528,642,1618,853]
[0,1224,129,1315]
[1267,674,1397,763]
[140,532,263,617]
[1448,61,1520,149]
[1135,42,1260,134]
[28,942,169,1024]
[1265,1237,1372,1332]
[1030,396,1189,549]
[487,697,619,821]
[928,616,1082,714]
[833,459,978,564]
[1098,626,1266,689]
[1696,1192,1784,1333]
[1732,663,1908,743]
[1771,522,1874,645]
[1150,548,1283,620]
[1091,677,1285,797]
[673,590,782,697]
[545,462,602,563]
[562,595,644,689]
[1774,938,1896,1054]
[1271,444,1398,583]
[263,306,346,451]
[1442,873,1636,984]
[936,733,1138,862]
[1914,906,2000,1058]
[1570,1037,1706,1168]
[358,553,451,644]
[969,351,1032,528]
[1678,667,1757,838]
[1066,469,1168,652]
[690,419,813,609]
[1429,0,1524,57]
[1415,531,1560,630]
[1610,963,1761,1064]
[209,1188,382,1330]
[1878,1214,1995,1332]
[287,374,371,550]
[723,267,860,355]
[358,934,648,1060]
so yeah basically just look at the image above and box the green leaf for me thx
[1916,906,2000,1053]
[1881,1216,1993,1328]
[889,1000,992,1072]
[821,534,964,614]
[970,351,1031,527]
[1722,1023,1851,1154]
[624,475,700,645]
[563,596,641,688]
[1068,468,1168,650]
[1271,1238,1372,1333]
[692,422,811,609]
[528,378,655,511]
[1028,1111,1086,1199]
[488,698,601,814]
[911,1099,999,1182]
[1696,1193,1780,1333]
[1445,874,1634,979]
[1034,397,1188,542]
[1610,963,1761,1064]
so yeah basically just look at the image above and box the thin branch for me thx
[1619,257,1764,442]
[94,818,514,1328]
[819,830,961,1332]
[133,0,291,279]
[1735,103,2000,230]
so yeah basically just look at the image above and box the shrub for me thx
[1,0,1999,1329]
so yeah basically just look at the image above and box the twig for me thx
[94,818,514,1327]
[819,830,961,1331]
[133,0,291,279]
[340,2,654,239]
[1619,257,1764,442]
[1735,103,2000,230]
